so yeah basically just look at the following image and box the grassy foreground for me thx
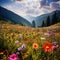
[0,21,60,60]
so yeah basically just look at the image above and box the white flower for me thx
[44,33,50,36]
[40,37,46,40]
[18,34,22,38]
[21,44,26,48]
[15,40,19,44]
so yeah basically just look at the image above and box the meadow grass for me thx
[0,20,60,60]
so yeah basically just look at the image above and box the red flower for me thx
[43,42,52,52]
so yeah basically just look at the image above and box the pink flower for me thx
[8,54,18,60]
[52,46,57,51]
[52,45,59,51]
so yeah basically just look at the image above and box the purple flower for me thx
[21,44,26,49]
[47,30,55,38]
[18,47,22,51]
[8,54,18,60]
[16,52,20,55]
[52,41,58,46]
[18,44,26,51]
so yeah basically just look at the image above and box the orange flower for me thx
[43,42,52,52]
[32,43,39,50]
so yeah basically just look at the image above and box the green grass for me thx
[0,20,60,60]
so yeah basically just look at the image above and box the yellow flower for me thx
[11,33,14,36]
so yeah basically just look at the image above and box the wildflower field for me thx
[0,20,60,60]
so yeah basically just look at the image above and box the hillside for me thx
[35,10,60,27]
[0,6,32,27]
[0,6,60,28]
[0,20,60,41]
[0,20,60,32]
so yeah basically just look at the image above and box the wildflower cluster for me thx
[0,22,60,60]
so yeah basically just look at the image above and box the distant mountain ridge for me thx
[0,6,60,28]
[0,6,32,27]
[34,10,60,27]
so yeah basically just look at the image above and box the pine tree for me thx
[51,11,58,25]
[41,20,45,27]
[32,20,35,27]
[57,17,60,22]
[46,16,50,26]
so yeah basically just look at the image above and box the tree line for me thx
[41,11,60,27]
[32,11,60,27]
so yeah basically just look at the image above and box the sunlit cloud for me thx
[1,0,60,17]
[4,5,27,17]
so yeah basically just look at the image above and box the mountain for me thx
[0,6,32,27]
[0,6,60,28]
[34,10,60,27]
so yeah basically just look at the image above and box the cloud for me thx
[4,5,27,17]
[50,1,60,10]
[2,0,60,17]
[15,0,40,8]
[40,0,47,7]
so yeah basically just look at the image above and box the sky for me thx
[0,0,60,22]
